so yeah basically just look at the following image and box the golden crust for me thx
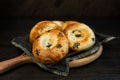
[52,20,64,30]
[63,21,96,51]
[29,21,60,43]
[30,20,96,64]
[32,29,69,64]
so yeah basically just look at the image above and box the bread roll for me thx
[29,21,60,43]
[52,20,64,30]
[32,29,69,64]
[63,21,96,51]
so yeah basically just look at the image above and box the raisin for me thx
[72,30,80,33]
[46,43,52,48]
[58,32,64,37]
[72,30,81,37]
[36,49,40,55]
[72,30,75,33]
[73,42,80,48]
[35,35,40,39]
[92,38,95,41]
[47,30,51,32]
[57,44,62,48]
[75,34,81,37]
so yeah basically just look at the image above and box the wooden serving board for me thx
[0,45,103,74]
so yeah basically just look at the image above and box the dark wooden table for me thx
[0,18,120,80]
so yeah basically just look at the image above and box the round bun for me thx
[52,20,64,30]
[63,21,96,51]
[32,29,69,64]
[29,21,60,43]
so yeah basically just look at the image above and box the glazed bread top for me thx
[32,29,69,64]
[29,21,60,43]
[63,21,96,51]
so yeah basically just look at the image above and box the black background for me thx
[0,0,120,19]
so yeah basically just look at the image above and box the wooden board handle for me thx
[0,54,32,74]
[0,45,103,74]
